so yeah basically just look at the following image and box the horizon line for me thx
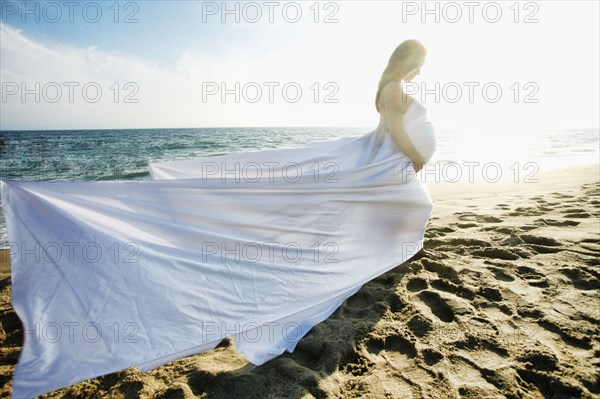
[1,126,599,133]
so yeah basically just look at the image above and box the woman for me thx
[376,39,442,260]
[2,39,440,397]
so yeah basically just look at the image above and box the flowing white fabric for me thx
[1,97,436,398]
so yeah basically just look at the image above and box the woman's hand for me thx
[413,160,425,173]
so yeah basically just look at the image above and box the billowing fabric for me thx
[1,97,435,398]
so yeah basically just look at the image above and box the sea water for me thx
[0,126,598,248]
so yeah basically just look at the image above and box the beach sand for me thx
[0,163,598,398]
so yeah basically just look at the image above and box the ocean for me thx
[0,126,598,248]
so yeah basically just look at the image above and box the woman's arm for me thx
[381,82,425,172]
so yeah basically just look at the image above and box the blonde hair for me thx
[375,39,427,113]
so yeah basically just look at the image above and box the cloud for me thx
[0,22,186,129]
[1,1,598,131]
[1,20,375,130]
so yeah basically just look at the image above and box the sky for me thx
[0,0,598,132]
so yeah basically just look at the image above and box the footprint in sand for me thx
[156,382,195,398]
[482,216,504,223]
[406,277,428,292]
[372,273,398,289]
[507,206,545,217]
[517,348,558,371]
[495,203,511,210]
[456,222,479,228]
[389,291,410,313]
[534,218,580,227]
[516,363,584,398]
[482,225,519,235]
[418,290,455,323]
[454,211,479,221]
[428,226,456,235]
[519,234,562,246]
[519,234,564,254]
[471,247,521,261]
[560,267,600,290]
[516,303,543,319]
[426,226,456,239]
[451,334,509,363]
[407,314,433,337]
[341,351,374,377]
[514,266,549,288]
[527,245,564,254]
[488,266,516,282]
[560,207,592,218]
[563,212,591,218]
[382,335,418,358]
[536,205,555,212]
[550,192,575,198]
[420,258,461,282]
[421,348,444,365]
[429,237,492,249]
[559,207,588,212]
[454,212,504,223]
[499,235,525,246]
[483,259,514,268]
[428,237,492,255]
[477,287,503,302]
[538,318,594,349]
[430,279,476,300]
[365,333,417,360]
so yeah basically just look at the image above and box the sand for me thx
[0,163,598,398]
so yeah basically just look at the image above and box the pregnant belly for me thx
[405,121,436,164]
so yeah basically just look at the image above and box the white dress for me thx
[401,97,437,164]
[1,99,436,398]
